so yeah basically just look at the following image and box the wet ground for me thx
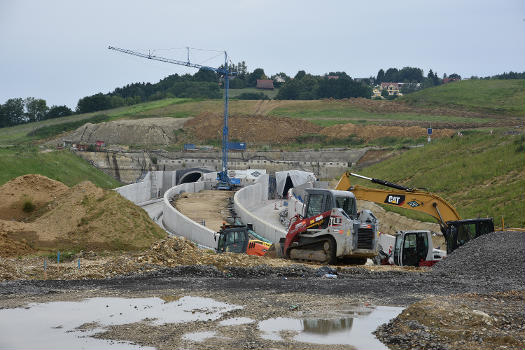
[1,231,523,349]
[0,293,403,350]
[0,260,523,350]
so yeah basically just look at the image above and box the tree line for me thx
[1,64,523,128]
[75,62,290,114]
[276,71,371,100]
[0,97,73,128]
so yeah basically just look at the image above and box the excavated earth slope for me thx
[321,123,456,141]
[55,117,188,145]
[184,113,322,144]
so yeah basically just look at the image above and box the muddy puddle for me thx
[258,305,403,349]
[0,296,403,349]
[0,296,240,350]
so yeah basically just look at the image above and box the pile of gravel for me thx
[432,231,524,289]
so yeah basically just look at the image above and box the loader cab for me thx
[216,225,249,254]
[393,231,430,267]
[304,189,357,219]
[445,218,494,254]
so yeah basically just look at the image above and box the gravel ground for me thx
[431,230,525,290]
[0,231,523,349]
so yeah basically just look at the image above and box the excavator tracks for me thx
[287,239,336,264]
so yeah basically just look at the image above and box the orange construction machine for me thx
[215,224,271,256]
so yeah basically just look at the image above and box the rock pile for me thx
[432,231,525,290]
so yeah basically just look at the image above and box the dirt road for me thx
[174,190,233,232]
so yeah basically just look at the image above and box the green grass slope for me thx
[0,148,121,189]
[351,133,525,228]
[402,79,525,116]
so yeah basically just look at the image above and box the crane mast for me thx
[108,45,235,189]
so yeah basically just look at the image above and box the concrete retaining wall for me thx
[234,174,287,243]
[115,172,152,204]
[116,171,177,204]
[162,181,217,249]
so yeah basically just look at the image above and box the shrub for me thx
[22,198,35,212]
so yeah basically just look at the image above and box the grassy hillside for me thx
[0,98,197,145]
[350,133,525,228]
[267,100,490,126]
[229,87,279,99]
[402,79,525,116]
[0,147,121,189]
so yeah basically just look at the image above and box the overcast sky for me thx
[1,0,524,108]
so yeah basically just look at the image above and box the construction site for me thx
[1,45,524,350]
[1,106,524,350]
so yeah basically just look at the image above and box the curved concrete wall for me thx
[233,175,287,243]
[162,181,217,249]
[116,172,152,204]
[116,171,178,204]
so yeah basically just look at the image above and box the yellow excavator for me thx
[335,172,494,254]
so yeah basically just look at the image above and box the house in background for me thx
[380,82,402,96]
[256,79,274,90]
[443,77,460,84]
[371,88,382,98]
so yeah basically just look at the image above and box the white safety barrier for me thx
[162,181,217,249]
[233,174,287,243]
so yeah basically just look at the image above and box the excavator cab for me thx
[216,224,271,256]
[393,231,430,266]
[216,225,248,254]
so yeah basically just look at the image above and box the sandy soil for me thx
[321,124,456,141]
[174,190,234,232]
[0,175,166,256]
[0,174,69,221]
[54,117,189,146]
[184,113,322,144]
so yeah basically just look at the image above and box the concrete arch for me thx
[176,168,212,185]
[179,171,202,184]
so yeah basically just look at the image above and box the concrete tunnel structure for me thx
[177,168,211,184]
[117,169,315,249]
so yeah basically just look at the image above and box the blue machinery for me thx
[108,46,236,189]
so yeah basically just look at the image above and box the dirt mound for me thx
[321,123,456,141]
[375,290,525,350]
[137,236,290,271]
[0,174,69,221]
[32,181,167,250]
[55,117,189,146]
[0,229,35,257]
[0,175,167,256]
[185,113,322,144]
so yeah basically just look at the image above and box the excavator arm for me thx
[335,172,461,232]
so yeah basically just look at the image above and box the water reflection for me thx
[258,305,403,350]
[302,317,354,334]
[0,296,241,350]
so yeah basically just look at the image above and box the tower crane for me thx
[108,45,236,189]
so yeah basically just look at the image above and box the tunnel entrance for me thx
[179,172,202,184]
[282,175,294,197]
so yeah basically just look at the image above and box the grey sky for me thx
[1,0,524,109]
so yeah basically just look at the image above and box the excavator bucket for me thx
[264,240,285,259]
